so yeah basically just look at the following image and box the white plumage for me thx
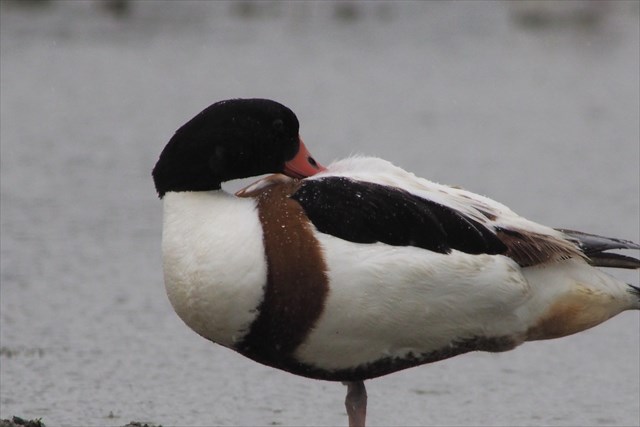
[162,191,266,348]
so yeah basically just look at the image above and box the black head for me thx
[152,98,323,198]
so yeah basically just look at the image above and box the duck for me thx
[152,98,640,427]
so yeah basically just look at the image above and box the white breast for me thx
[161,191,267,347]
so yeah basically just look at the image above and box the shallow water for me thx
[1,1,638,426]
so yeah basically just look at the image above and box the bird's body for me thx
[161,156,638,381]
[153,98,639,426]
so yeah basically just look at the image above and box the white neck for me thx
[161,191,267,347]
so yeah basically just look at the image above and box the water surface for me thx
[1,2,638,426]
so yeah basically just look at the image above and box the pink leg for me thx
[342,381,367,427]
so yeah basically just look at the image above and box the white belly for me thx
[295,234,531,370]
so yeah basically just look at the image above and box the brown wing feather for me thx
[495,227,585,267]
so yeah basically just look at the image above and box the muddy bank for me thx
[1,418,161,427]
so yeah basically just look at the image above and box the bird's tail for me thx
[557,228,640,308]
[628,284,640,304]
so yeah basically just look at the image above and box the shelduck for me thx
[152,98,640,427]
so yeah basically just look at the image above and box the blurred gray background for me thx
[1,1,638,426]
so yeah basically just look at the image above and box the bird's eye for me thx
[272,119,284,131]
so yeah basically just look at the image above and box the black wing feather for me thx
[558,228,640,269]
[291,177,507,255]
[557,228,640,254]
